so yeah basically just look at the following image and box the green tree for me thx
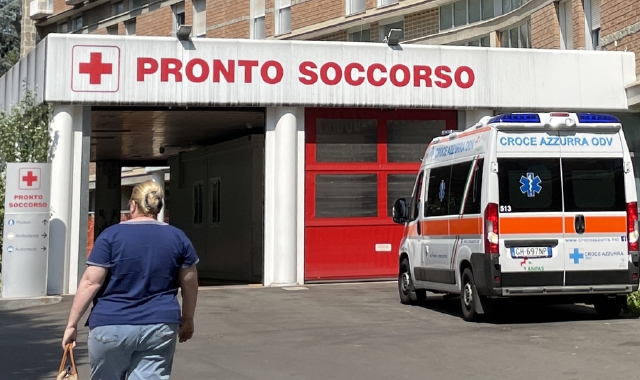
[0,90,53,265]
[0,0,21,77]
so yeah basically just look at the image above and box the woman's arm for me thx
[61,265,108,348]
[178,265,198,343]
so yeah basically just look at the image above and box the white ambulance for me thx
[392,112,640,321]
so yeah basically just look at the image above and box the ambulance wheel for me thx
[593,297,623,319]
[461,268,479,322]
[399,258,426,305]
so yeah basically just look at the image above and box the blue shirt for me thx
[86,220,199,328]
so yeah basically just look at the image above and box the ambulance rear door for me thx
[496,131,566,288]
[559,130,629,286]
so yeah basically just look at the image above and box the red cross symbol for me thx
[79,52,113,84]
[22,171,38,187]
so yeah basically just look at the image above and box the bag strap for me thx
[58,345,69,374]
[67,345,78,375]
[58,344,78,375]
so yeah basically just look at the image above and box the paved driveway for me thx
[0,282,639,380]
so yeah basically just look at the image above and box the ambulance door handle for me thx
[574,215,585,234]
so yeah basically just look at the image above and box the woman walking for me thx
[62,180,199,380]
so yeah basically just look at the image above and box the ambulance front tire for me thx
[399,258,426,305]
[461,268,480,322]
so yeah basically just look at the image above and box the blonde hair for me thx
[130,180,164,216]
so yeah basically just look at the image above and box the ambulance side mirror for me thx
[392,198,409,224]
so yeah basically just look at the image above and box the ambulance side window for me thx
[448,162,473,215]
[463,159,484,215]
[409,171,424,221]
[425,166,450,217]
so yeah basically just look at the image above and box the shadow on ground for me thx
[0,297,88,380]
[415,294,635,324]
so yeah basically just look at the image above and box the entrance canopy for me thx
[0,34,636,111]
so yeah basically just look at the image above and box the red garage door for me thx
[305,108,457,281]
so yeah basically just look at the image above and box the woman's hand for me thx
[62,326,78,349]
[179,317,194,343]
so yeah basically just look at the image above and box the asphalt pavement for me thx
[0,282,639,380]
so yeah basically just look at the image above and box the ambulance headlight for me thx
[565,118,575,127]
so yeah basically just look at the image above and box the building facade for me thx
[5,0,640,292]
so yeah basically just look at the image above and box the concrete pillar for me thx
[48,105,89,295]
[68,107,91,293]
[94,162,122,241]
[149,168,167,222]
[264,107,304,286]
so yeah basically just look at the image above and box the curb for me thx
[0,296,63,311]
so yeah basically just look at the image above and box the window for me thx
[173,2,186,33]
[58,22,68,33]
[463,159,484,214]
[316,119,378,162]
[559,0,573,49]
[465,35,491,47]
[448,162,473,215]
[500,21,530,48]
[425,166,450,217]
[585,0,601,50]
[72,16,83,31]
[129,0,141,9]
[193,0,206,37]
[440,0,494,31]
[379,19,404,42]
[192,181,204,225]
[125,19,136,35]
[107,25,118,35]
[347,0,365,15]
[390,174,420,218]
[387,120,445,162]
[348,27,370,42]
[498,158,563,213]
[112,1,124,15]
[276,0,291,35]
[209,178,221,224]
[315,174,378,218]
[562,159,625,212]
[378,0,398,6]
[253,0,265,39]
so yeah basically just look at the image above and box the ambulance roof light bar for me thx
[577,113,620,123]
[488,114,541,124]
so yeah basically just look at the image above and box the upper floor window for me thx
[193,0,206,37]
[348,25,370,42]
[585,0,601,50]
[112,1,124,15]
[125,19,136,35]
[500,20,530,48]
[172,2,186,31]
[72,16,83,31]
[58,22,68,33]
[107,25,118,35]
[558,0,573,49]
[464,35,491,47]
[440,0,494,31]
[378,0,398,7]
[347,0,366,15]
[252,0,266,39]
[276,0,291,35]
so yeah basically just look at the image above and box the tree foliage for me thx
[0,90,53,263]
[0,0,21,77]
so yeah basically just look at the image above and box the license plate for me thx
[510,247,552,258]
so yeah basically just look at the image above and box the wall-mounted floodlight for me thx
[176,24,192,41]
[384,28,402,46]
